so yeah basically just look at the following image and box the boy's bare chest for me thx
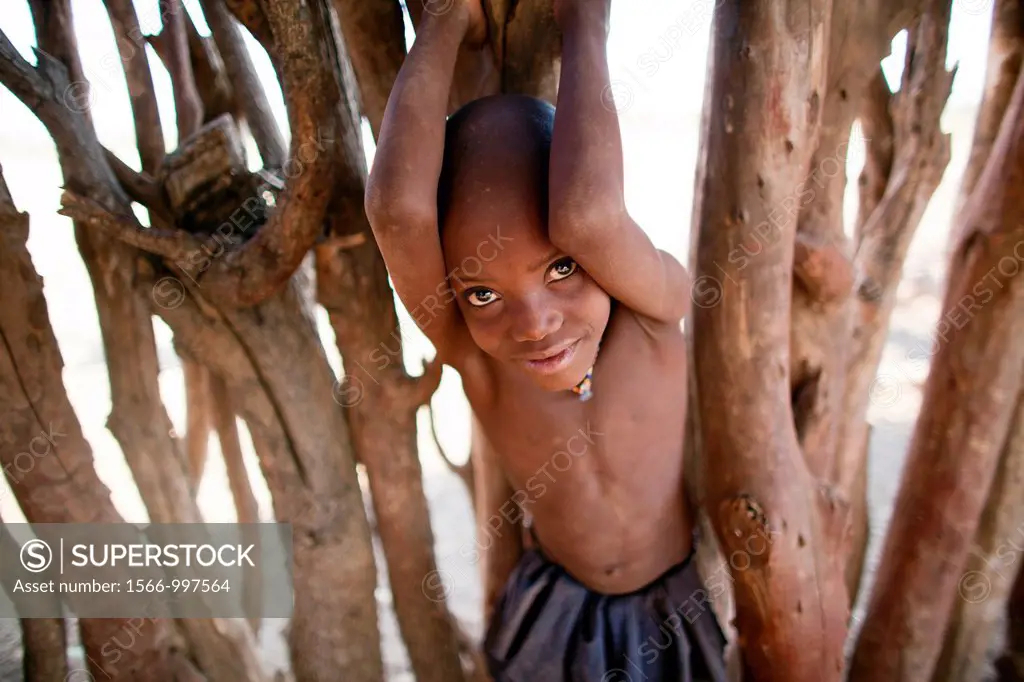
[464,315,689,491]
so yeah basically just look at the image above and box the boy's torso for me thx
[454,302,694,594]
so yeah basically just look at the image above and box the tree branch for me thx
[148,11,241,125]
[190,0,342,307]
[160,0,205,140]
[855,69,895,240]
[952,0,1023,232]
[849,64,1024,681]
[333,0,407,138]
[837,2,955,500]
[58,190,201,260]
[199,0,286,168]
[102,0,165,174]
[103,147,169,213]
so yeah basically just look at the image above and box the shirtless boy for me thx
[365,1,727,680]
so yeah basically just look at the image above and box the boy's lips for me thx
[518,338,581,375]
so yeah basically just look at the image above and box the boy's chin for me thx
[523,365,589,393]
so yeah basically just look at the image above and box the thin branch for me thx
[855,69,895,243]
[102,0,165,174]
[148,13,241,125]
[58,190,201,260]
[199,0,286,168]
[26,0,93,128]
[160,0,205,139]
[190,0,344,307]
[952,0,1023,230]
[103,148,168,212]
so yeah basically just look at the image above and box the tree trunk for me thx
[837,0,954,610]
[692,2,851,679]
[0,166,204,682]
[314,11,469,680]
[951,0,1023,230]
[933,389,1024,682]
[155,274,384,681]
[848,67,1024,681]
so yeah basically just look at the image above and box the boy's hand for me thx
[423,0,488,47]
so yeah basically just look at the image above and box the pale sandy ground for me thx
[0,81,985,681]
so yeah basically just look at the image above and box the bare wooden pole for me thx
[849,67,1024,682]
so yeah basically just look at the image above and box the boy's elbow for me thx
[548,201,625,250]
[364,185,435,233]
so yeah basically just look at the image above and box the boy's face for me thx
[443,207,611,392]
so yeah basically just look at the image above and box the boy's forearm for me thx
[549,9,626,235]
[366,14,467,221]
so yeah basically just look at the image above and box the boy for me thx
[365,1,728,680]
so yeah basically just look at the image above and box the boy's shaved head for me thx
[432,94,611,393]
[437,94,554,231]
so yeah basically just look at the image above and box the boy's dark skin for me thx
[366,0,693,604]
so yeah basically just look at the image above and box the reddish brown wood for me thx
[0,165,203,682]
[160,0,205,140]
[848,67,1024,681]
[692,1,850,679]
[102,0,165,174]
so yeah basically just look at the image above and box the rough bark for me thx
[933,389,1024,682]
[952,0,1023,229]
[836,4,954,504]
[0,165,203,682]
[153,274,384,682]
[160,0,205,140]
[198,0,285,168]
[692,2,850,679]
[0,516,70,682]
[314,6,468,679]
[3,10,270,680]
[848,67,1024,681]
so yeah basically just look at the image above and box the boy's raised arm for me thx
[364,4,486,356]
[548,2,690,325]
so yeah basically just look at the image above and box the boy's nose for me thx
[510,302,563,343]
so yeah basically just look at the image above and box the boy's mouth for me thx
[519,338,580,375]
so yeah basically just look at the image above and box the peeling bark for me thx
[848,67,1024,681]
[692,2,849,679]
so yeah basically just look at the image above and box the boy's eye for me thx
[466,289,499,307]
[548,257,578,281]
